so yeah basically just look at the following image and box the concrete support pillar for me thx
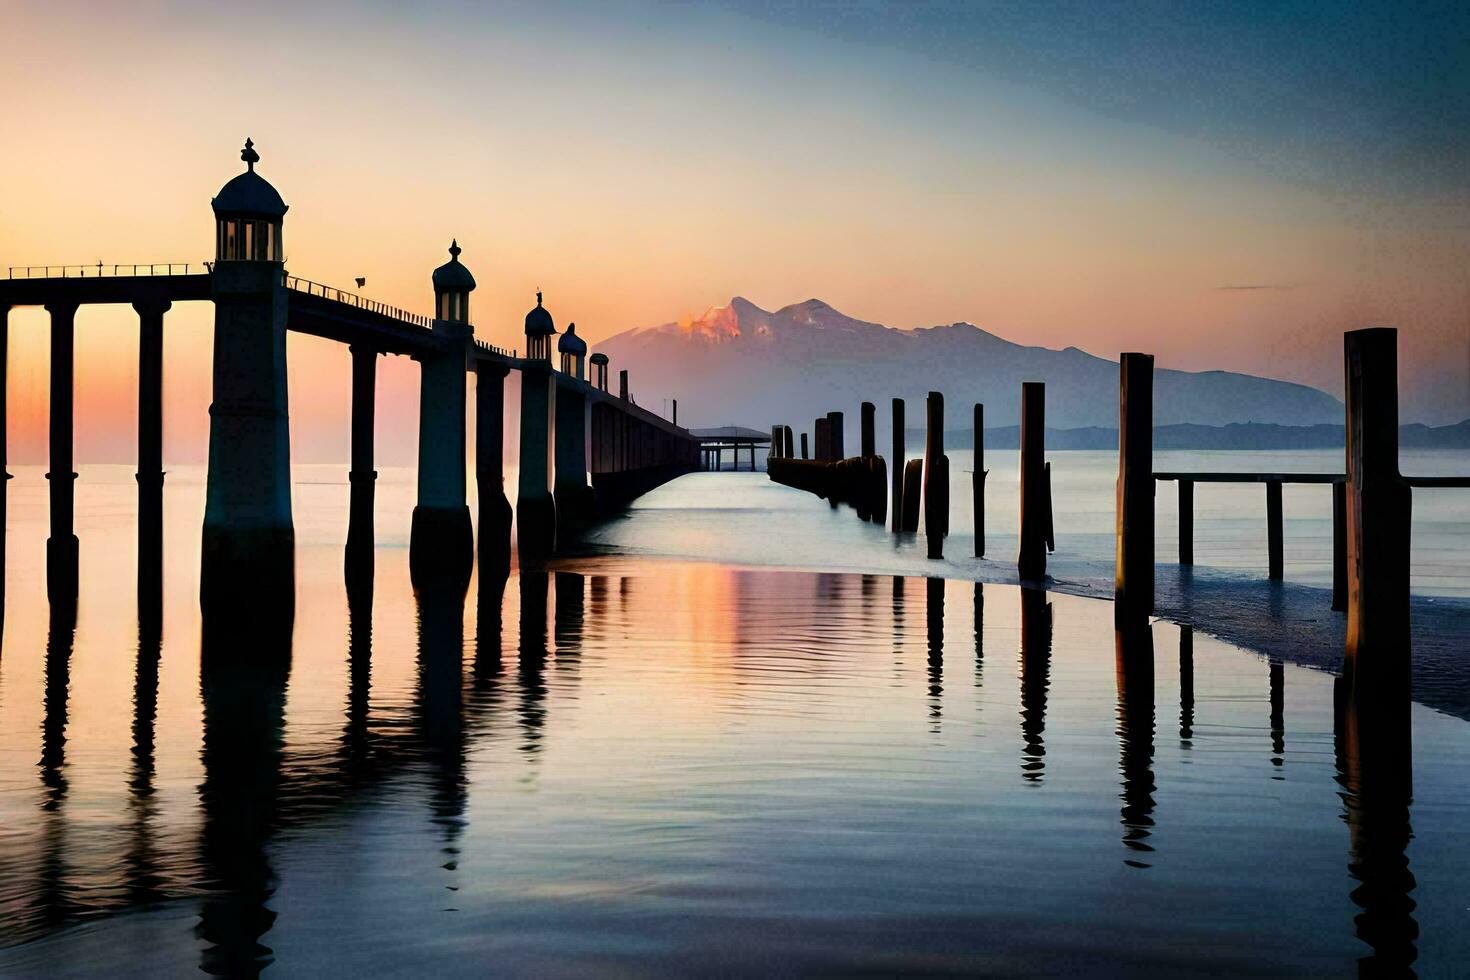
[410,342,472,589]
[923,391,947,559]
[827,411,845,460]
[46,301,80,602]
[891,398,904,533]
[973,403,986,558]
[1343,328,1410,701]
[1018,382,1048,581]
[1115,353,1154,627]
[861,402,876,458]
[1178,480,1194,565]
[1266,480,1284,581]
[554,378,592,540]
[135,299,169,604]
[476,363,512,576]
[517,360,557,564]
[0,307,8,594]
[202,263,294,625]
[345,345,377,585]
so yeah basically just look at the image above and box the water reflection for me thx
[973,582,984,699]
[1018,588,1051,783]
[1335,677,1418,972]
[926,577,944,730]
[415,588,468,899]
[517,572,549,757]
[34,604,77,931]
[196,628,292,976]
[1178,626,1194,746]
[1115,625,1157,867]
[1269,660,1285,772]
[126,613,163,907]
[554,572,585,670]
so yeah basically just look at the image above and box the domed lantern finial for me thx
[241,137,260,172]
[448,239,461,261]
[536,289,543,307]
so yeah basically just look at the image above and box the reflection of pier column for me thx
[1115,624,1156,866]
[135,299,169,607]
[197,631,290,975]
[46,301,79,602]
[346,345,377,585]
[126,614,162,905]
[517,362,557,563]
[1018,588,1052,782]
[35,604,77,932]
[415,587,468,887]
[554,572,585,666]
[476,363,512,574]
[410,342,472,589]
[2,306,10,603]
[517,571,550,756]
[926,577,944,729]
[1334,676,1416,972]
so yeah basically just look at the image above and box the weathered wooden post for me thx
[828,411,845,460]
[783,426,794,459]
[973,403,986,558]
[800,432,809,460]
[891,398,905,533]
[861,402,876,458]
[814,417,831,461]
[1332,481,1347,611]
[1018,382,1048,580]
[1178,479,1194,565]
[771,426,782,460]
[1343,327,1410,701]
[902,459,923,532]
[1266,480,1284,581]
[923,391,948,558]
[1115,353,1154,626]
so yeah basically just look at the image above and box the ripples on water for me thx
[0,469,1467,975]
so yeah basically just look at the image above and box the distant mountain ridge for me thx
[598,297,1343,431]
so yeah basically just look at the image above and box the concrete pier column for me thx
[476,363,512,575]
[1115,353,1154,627]
[891,398,904,532]
[973,403,987,558]
[923,391,948,559]
[1018,382,1048,581]
[410,342,473,589]
[202,264,295,624]
[135,299,169,601]
[0,307,8,591]
[1343,328,1410,700]
[345,345,377,586]
[553,378,592,539]
[517,360,557,564]
[46,301,80,602]
[827,411,845,460]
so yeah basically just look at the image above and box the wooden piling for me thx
[902,458,923,532]
[973,403,986,558]
[1343,328,1410,698]
[1332,481,1347,611]
[1266,479,1284,581]
[891,398,904,533]
[861,401,876,458]
[1178,479,1193,565]
[800,432,809,460]
[923,391,947,558]
[814,418,831,462]
[1115,353,1154,625]
[828,411,845,460]
[1018,382,1047,580]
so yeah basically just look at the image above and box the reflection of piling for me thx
[1343,328,1410,700]
[1115,623,1157,865]
[887,399,899,537]
[1115,353,1154,626]
[926,577,944,728]
[973,403,986,558]
[1178,626,1194,744]
[1018,382,1048,580]
[1019,587,1053,782]
[923,391,947,559]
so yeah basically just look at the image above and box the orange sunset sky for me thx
[2,1,1467,464]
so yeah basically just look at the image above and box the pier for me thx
[0,141,700,623]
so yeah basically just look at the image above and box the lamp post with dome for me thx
[554,322,593,534]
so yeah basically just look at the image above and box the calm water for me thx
[1,463,1468,975]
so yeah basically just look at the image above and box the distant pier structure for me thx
[0,140,700,626]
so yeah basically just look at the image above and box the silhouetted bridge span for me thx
[0,142,699,622]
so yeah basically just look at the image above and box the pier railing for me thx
[7,263,199,278]
[283,275,432,329]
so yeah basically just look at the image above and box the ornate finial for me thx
[241,137,259,172]
[536,289,543,307]
[567,321,576,333]
[448,239,461,260]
